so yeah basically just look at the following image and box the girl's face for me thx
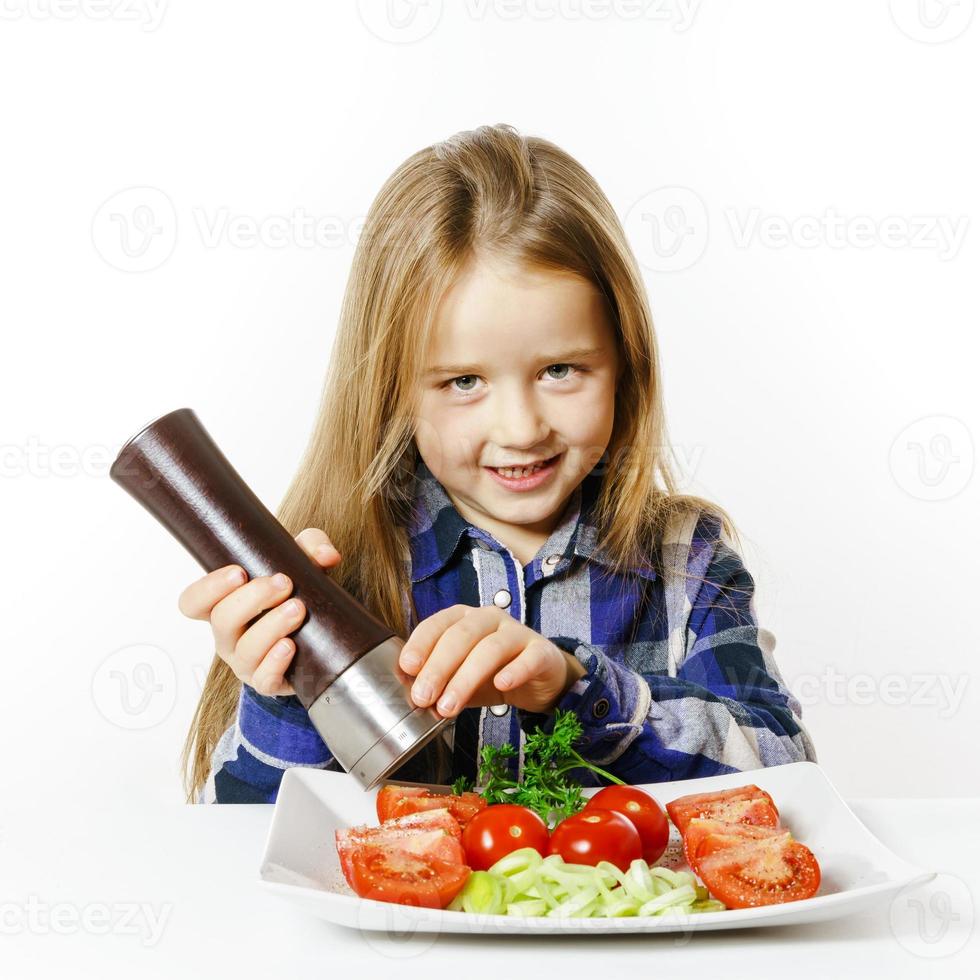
[414,255,621,562]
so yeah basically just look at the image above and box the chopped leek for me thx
[448,848,727,918]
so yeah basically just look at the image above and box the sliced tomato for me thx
[337,808,463,882]
[336,810,466,884]
[665,784,780,835]
[393,793,473,823]
[347,843,471,909]
[696,835,821,908]
[585,786,670,864]
[548,808,643,872]
[682,817,790,874]
[372,806,462,837]
[376,785,429,823]
[443,792,487,826]
[377,785,487,826]
[461,804,549,871]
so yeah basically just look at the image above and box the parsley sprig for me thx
[451,709,626,826]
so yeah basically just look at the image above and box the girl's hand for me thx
[177,528,342,697]
[397,604,587,717]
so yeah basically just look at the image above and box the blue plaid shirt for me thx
[200,459,817,802]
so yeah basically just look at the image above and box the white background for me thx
[1,0,977,848]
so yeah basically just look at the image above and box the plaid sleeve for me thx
[198,684,341,803]
[518,514,818,784]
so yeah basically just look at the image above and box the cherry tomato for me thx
[461,804,550,871]
[547,808,642,872]
[585,785,670,864]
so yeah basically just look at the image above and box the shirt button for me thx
[489,703,510,717]
[544,554,561,566]
[592,697,610,720]
[493,589,511,608]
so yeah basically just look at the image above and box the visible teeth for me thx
[495,461,546,479]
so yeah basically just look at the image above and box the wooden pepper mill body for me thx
[109,407,449,788]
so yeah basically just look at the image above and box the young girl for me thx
[178,123,818,804]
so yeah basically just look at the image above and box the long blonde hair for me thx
[180,123,741,802]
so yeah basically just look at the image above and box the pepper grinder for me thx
[109,407,450,789]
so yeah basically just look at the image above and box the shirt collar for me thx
[405,457,657,583]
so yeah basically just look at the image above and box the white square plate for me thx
[257,760,936,934]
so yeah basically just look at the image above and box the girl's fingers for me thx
[249,638,297,697]
[491,640,556,693]
[398,603,472,674]
[432,629,528,717]
[179,526,337,624]
[294,527,342,567]
[178,564,248,621]
[404,605,500,708]
[209,572,295,659]
[234,590,307,680]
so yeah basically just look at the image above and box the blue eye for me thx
[447,375,478,393]
[440,364,582,395]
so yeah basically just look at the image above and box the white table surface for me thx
[3,797,977,979]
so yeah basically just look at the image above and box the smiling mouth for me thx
[485,453,562,478]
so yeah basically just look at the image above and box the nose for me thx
[488,383,551,454]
